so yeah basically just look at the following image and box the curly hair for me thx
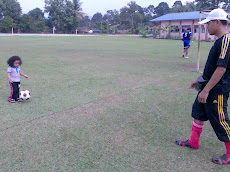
[7,56,22,67]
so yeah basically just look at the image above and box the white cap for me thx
[198,8,229,24]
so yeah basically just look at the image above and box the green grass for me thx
[0,35,228,171]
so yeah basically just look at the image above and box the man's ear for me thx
[216,20,222,26]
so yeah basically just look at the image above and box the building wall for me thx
[155,20,220,41]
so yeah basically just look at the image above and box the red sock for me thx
[187,120,204,149]
[225,142,230,158]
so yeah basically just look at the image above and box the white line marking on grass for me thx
[0,33,139,37]
[0,33,99,37]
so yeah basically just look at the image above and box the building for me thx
[150,11,230,41]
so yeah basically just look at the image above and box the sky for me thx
[17,0,194,16]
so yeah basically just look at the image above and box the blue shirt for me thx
[183,31,192,41]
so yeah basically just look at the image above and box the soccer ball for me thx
[19,90,30,100]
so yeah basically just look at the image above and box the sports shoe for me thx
[9,99,15,103]
[182,54,184,58]
[17,98,23,102]
[185,56,189,59]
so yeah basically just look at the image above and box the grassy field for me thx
[0,35,228,171]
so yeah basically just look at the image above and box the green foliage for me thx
[154,2,170,17]
[152,27,160,38]
[93,21,107,33]
[151,24,176,39]
[0,0,21,32]
[0,16,15,32]
[134,28,139,34]
[28,8,44,21]
[2,0,21,22]
[171,1,183,13]
[161,24,176,34]
[18,14,32,33]
[92,12,103,23]
[44,0,82,33]
[120,1,140,34]
[91,13,107,32]
[18,9,46,33]
[139,28,148,38]
[165,34,172,39]
[194,0,228,11]
[0,0,229,34]
[0,0,6,20]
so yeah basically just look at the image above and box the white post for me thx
[76,29,78,35]
[12,27,13,34]
[197,12,201,72]
[53,26,55,34]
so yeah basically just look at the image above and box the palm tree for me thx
[120,1,139,34]
[127,1,139,34]
[72,0,82,18]
[72,0,86,28]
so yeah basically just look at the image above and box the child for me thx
[7,56,28,103]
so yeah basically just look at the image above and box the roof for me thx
[150,11,209,22]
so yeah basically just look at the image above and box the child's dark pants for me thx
[9,82,20,101]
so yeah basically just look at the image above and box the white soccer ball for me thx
[19,90,30,100]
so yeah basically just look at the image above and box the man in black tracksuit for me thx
[176,8,230,165]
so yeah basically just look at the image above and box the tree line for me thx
[0,0,229,34]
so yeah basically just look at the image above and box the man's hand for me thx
[198,89,209,103]
[197,66,226,103]
[189,79,197,89]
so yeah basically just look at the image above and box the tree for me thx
[195,0,226,10]
[91,12,103,31]
[142,5,155,27]
[112,10,121,26]
[2,0,21,22]
[18,14,32,33]
[172,1,183,13]
[0,0,21,32]
[28,8,45,33]
[127,1,139,34]
[45,0,82,33]
[144,5,155,17]
[72,0,82,18]
[0,0,6,20]
[72,0,83,29]
[0,16,15,32]
[105,10,114,22]
[28,8,44,21]
[92,12,103,22]
[120,7,131,30]
[91,12,109,33]
[154,2,170,17]
[79,15,91,28]
[183,2,197,12]
[120,1,139,34]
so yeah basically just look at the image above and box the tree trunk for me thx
[131,15,134,34]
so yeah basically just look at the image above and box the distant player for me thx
[175,9,230,165]
[182,28,192,59]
